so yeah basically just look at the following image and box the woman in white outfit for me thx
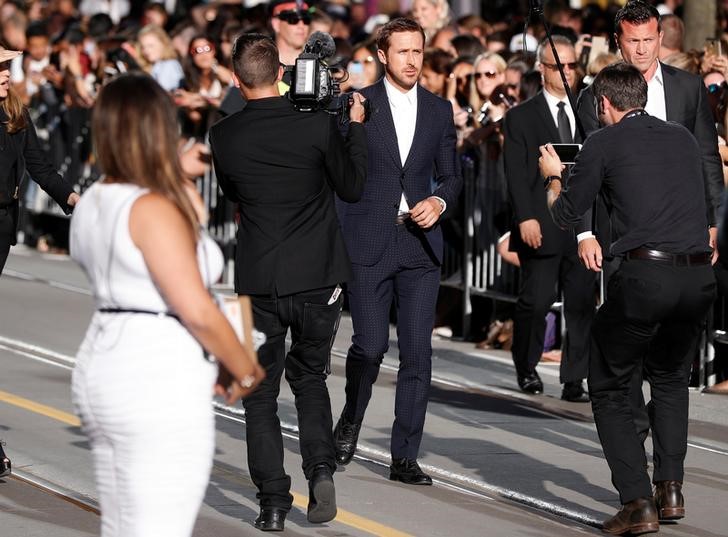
[70,73,264,537]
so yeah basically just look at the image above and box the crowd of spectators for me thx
[3,0,728,372]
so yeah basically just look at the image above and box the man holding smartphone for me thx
[503,35,596,402]
[545,62,715,535]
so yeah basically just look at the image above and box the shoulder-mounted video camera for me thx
[287,31,370,121]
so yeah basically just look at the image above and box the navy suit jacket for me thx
[337,79,462,267]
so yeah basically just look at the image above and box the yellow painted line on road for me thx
[0,389,80,426]
[0,388,413,536]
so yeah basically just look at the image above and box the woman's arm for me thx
[129,193,264,402]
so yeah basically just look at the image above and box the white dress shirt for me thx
[384,77,417,213]
[543,88,576,141]
[645,62,667,121]
[383,77,446,215]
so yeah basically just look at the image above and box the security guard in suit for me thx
[543,63,716,536]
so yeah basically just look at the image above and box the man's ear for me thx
[377,47,387,66]
[232,72,241,88]
[276,64,284,82]
[597,95,605,116]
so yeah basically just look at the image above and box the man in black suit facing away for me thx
[502,36,596,402]
[575,0,722,450]
[544,62,716,535]
[333,18,461,485]
[209,33,367,532]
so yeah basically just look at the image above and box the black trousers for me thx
[0,207,16,275]
[343,224,440,460]
[588,258,716,504]
[512,252,597,382]
[243,286,342,510]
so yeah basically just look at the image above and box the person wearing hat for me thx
[0,44,80,478]
[270,0,312,66]
[0,45,79,276]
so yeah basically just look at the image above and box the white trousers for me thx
[72,314,217,537]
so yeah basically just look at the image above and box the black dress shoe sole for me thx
[308,479,337,523]
[561,393,590,403]
[389,473,433,486]
[253,521,285,532]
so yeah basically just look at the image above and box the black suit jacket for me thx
[210,96,368,296]
[503,91,581,257]
[576,62,722,227]
[337,80,462,266]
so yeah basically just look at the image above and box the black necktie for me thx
[557,101,573,143]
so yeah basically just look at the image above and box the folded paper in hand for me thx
[216,295,266,363]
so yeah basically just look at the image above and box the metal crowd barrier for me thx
[21,100,721,387]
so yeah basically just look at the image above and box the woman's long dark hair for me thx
[92,73,198,236]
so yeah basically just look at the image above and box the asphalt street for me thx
[1,246,727,537]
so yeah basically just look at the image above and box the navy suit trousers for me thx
[343,222,440,460]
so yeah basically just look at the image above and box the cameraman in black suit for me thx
[209,33,367,532]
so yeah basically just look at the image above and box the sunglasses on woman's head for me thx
[277,10,312,25]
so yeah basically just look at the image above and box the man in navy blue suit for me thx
[333,17,462,484]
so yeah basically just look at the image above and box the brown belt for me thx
[624,247,712,266]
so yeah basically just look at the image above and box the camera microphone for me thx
[305,31,336,60]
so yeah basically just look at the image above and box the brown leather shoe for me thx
[654,480,685,520]
[602,497,659,535]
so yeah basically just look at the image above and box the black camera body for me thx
[287,33,339,112]
[288,31,371,121]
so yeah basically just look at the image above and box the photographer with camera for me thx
[209,33,367,532]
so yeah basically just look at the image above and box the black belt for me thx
[624,248,712,266]
[98,307,180,321]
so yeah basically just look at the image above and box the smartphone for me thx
[706,37,722,57]
[551,143,582,165]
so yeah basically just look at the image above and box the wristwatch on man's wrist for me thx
[543,175,562,190]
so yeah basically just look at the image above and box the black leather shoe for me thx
[254,507,287,532]
[389,458,432,486]
[654,480,684,520]
[0,441,10,478]
[561,381,590,403]
[307,463,337,523]
[602,497,659,535]
[333,415,362,466]
[517,371,543,394]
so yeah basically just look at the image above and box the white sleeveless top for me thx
[70,182,224,313]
